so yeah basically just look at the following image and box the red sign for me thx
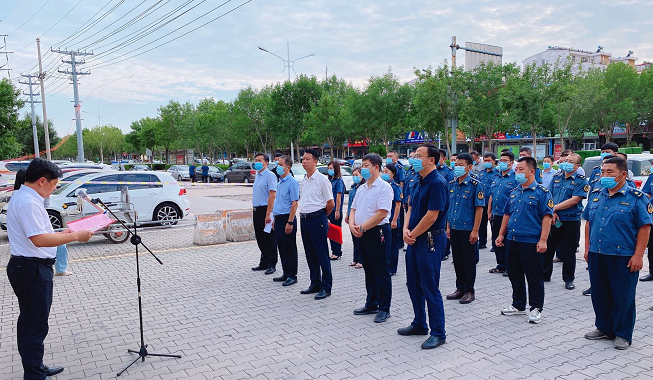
[554,144,562,161]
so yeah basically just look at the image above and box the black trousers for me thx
[491,215,506,270]
[351,233,361,263]
[327,210,343,256]
[201,175,208,183]
[6,257,54,380]
[273,214,298,279]
[479,206,489,246]
[544,220,580,282]
[451,229,478,293]
[360,225,392,311]
[648,228,653,273]
[253,208,278,268]
[506,240,545,311]
[300,211,332,291]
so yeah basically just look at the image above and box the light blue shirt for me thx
[273,174,299,215]
[252,168,277,207]
[541,168,556,189]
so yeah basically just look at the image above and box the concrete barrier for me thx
[192,209,255,245]
[225,209,255,242]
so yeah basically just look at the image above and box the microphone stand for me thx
[91,197,181,376]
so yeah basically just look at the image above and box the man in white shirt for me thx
[6,158,92,380]
[349,153,393,323]
[299,149,335,300]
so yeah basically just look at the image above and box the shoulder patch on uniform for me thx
[471,179,479,185]
[591,178,599,183]
[477,191,484,200]
[630,189,644,197]
[578,175,586,180]
[648,204,653,214]
[547,199,554,208]
[591,188,601,193]
[449,179,455,184]
[583,184,590,192]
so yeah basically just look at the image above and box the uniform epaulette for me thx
[591,188,601,193]
[590,178,599,183]
[629,188,644,197]
[470,178,479,186]
[537,184,549,192]
[449,179,456,184]
[593,165,600,169]
[578,174,586,180]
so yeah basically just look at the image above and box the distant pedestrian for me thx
[541,155,555,189]
[327,160,345,260]
[272,156,299,287]
[250,153,279,275]
[346,167,365,268]
[189,163,196,183]
[201,161,209,183]
[470,151,484,174]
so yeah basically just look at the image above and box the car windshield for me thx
[291,165,307,175]
[177,165,190,170]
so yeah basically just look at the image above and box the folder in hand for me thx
[327,223,343,244]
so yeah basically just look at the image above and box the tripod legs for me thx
[117,345,182,376]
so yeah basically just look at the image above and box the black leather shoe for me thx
[397,325,429,336]
[314,289,331,300]
[273,275,287,282]
[503,272,509,277]
[354,306,378,315]
[282,277,297,286]
[374,310,390,323]
[44,365,64,376]
[640,274,653,282]
[582,288,591,296]
[441,255,449,261]
[421,336,446,349]
[264,267,276,275]
[300,286,320,294]
[565,281,575,290]
[479,244,487,249]
[251,265,266,271]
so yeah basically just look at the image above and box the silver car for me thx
[167,165,191,181]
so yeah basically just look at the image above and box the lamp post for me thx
[83,107,114,163]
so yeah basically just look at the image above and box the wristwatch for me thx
[287,220,294,225]
[359,225,365,234]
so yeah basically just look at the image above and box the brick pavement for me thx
[1,224,653,380]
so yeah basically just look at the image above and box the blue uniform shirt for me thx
[330,177,345,213]
[535,167,543,184]
[589,165,602,184]
[489,169,516,216]
[390,182,402,223]
[548,171,589,221]
[252,168,277,207]
[541,168,556,188]
[437,164,454,182]
[447,175,485,231]
[347,182,361,217]
[583,186,652,256]
[272,174,299,215]
[642,173,653,199]
[504,181,554,243]
[201,164,209,176]
[189,164,196,176]
[409,170,449,233]
[477,168,497,200]
[404,169,419,205]
[393,161,406,185]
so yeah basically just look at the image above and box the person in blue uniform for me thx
[387,150,405,251]
[404,151,419,213]
[640,172,653,282]
[397,143,449,350]
[445,153,485,304]
[382,164,403,276]
[201,161,210,183]
[487,151,516,274]
[588,143,620,186]
[346,168,365,268]
[543,153,588,290]
[496,157,553,324]
[189,163,196,183]
[615,152,636,188]
[251,153,279,275]
[541,155,556,189]
[518,147,542,184]
[272,156,300,287]
[582,157,651,350]
[477,152,497,249]
[437,149,454,260]
[327,160,345,260]
[449,153,458,169]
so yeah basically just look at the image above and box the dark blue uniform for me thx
[406,170,449,338]
[535,167,543,184]
[447,175,485,295]
[543,172,589,283]
[404,169,420,208]
[387,182,403,274]
[583,186,652,343]
[437,164,454,183]
[347,182,362,264]
[489,169,516,272]
[476,167,497,247]
[392,161,406,250]
[328,177,345,257]
[503,181,554,311]
[642,174,653,274]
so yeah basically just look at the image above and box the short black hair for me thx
[438,149,447,159]
[25,158,62,183]
[362,153,382,171]
[561,149,573,156]
[543,155,554,162]
[601,143,619,153]
[385,163,397,176]
[280,155,292,167]
[616,152,627,159]
[254,153,269,162]
[470,151,479,158]
[500,151,515,162]
[304,148,319,161]
[13,168,26,190]
[451,153,458,157]
[517,156,537,170]
[519,147,532,155]
[418,144,439,160]
[501,148,510,153]
[274,152,283,158]
[603,157,628,172]
[483,152,497,161]
[388,150,397,155]
[457,153,473,166]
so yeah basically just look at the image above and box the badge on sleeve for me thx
[539,171,543,178]
[547,199,554,209]
[477,191,484,200]
[648,204,653,214]
[584,184,590,192]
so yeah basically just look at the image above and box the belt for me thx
[300,209,325,219]
[253,206,267,212]
[10,255,56,265]
[428,229,445,236]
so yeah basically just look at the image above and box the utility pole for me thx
[37,39,51,160]
[52,48,93,162]
[0,35,12,78]
[18,74,41,157]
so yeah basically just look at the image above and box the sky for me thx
[1,0,652,139]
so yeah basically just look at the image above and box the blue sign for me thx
[405,131,426,144]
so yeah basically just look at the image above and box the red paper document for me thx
[327,223,343,244]
[66,212,115,232]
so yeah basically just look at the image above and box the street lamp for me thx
[258,42,315,82]
[82,107,114,163]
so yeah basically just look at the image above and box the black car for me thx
[223,162,257,183]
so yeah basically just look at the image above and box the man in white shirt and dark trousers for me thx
[250,153,279,275]
[299,149,335,300]
[6,158,93,380]
[349,153,394,323]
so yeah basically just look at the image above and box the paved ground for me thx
[1,188,653,380]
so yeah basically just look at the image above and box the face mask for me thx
[484,162,493,169]
[386,158,393,165]
[543,162,551,170]
[450,162,455,169]
[515,173,527,184]
[361,168,371,180]
[276,165,285,176]
[254,162,263,171]
[352,175,361,184]
[560,162,575,173]
[498,162,509,172]
[600,152,610,160]
[601,175,620,189]
[381,173,391,182]
[328,169,335,176]
[412,159,424,172]
[453,166,466,177]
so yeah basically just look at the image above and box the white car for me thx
[45,171,190,229]
[317,165,353,193]
[58,162,114,171]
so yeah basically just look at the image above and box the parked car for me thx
[582,152,653,190]
[45,172,190,230]
[352,159,363,169]
[194,166,224,182]
[321,155,331,164]
[58,162,114,171]
[223,162,256,183]
[0,161,31,173]
[317,165,353,193]
[167,165,192,181]
[130,164,151,171]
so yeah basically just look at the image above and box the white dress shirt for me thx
[351,178,393,226]
[300,170,333,213]
[7,186,56,259]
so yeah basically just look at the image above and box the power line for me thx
[8,0,52,35]
[72,0,150,49]
[55,0,121,47]
[0,0,18,22]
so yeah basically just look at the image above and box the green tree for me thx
[157,100,184,163]
[0,79,24,159]
[592,63,637,142]
[13,114,60,156]
[233,86,274,154]
[637,67,653,147]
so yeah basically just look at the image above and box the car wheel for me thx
[47,210,63,230]
[104,224,129,244]
[178,175,183,181]
[153,203,181,226]
[244,176,250,184]
[224,176,229,183]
